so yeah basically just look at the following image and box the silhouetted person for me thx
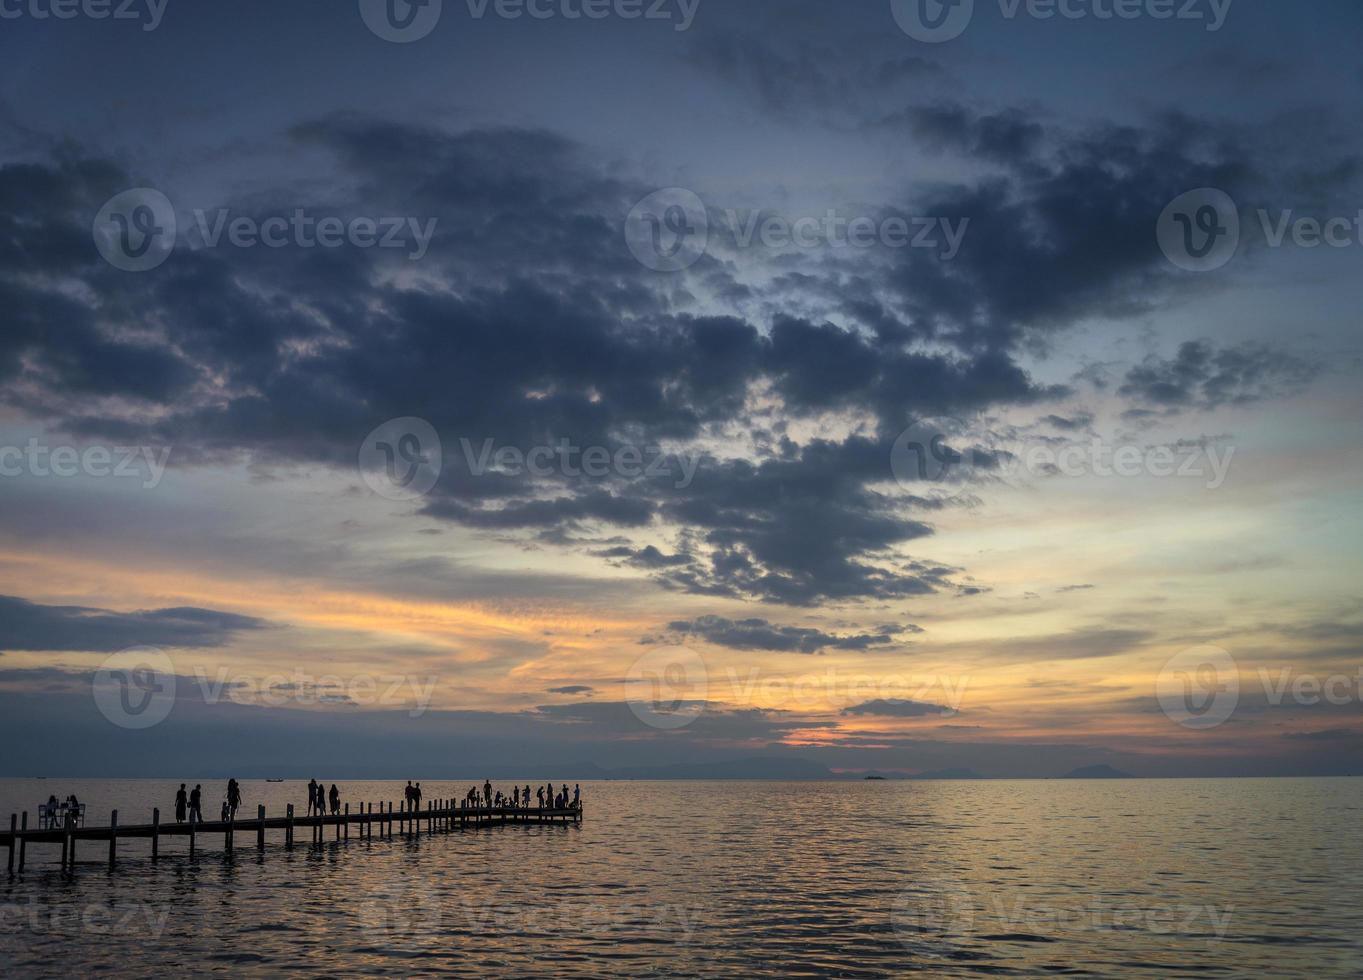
[221,799,230,822]
[175,784,187,823]
[573,784,580,808]
[484,779,492,807]
[227,778,241,818]
[329,784,340,815]
[524,785,531,809]
[536,786,544,808]
[189,784,203,823]
[308,778,319,816]
[405,781,414,811]
[414,782,422,811]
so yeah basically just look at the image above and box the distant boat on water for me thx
[266,778,284,783]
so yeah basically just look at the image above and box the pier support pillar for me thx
[18,812,26,871]
[258,805,265,851]
[286,804,294,849]
[152,808,160,861]
[6,814,14,875]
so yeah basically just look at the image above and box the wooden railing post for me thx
[257,805,265,851]
[152,807,160,861]
[344,803,349,840]
[6,814,14,875]
[286,804,294,849]
[17,812,26,871]
[226,807,234,856]
[108,810,118,869]
[64,811,75,872]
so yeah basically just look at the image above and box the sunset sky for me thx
[1,0,1360,777]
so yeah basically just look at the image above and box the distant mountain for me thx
[909,768,985,780]
[603,757,834,780]
[1063,764,1134,779]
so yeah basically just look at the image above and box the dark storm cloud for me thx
[841,698,957,718]
[3,102,1342,606]
[0,595,268,653]
[1119,340,1321,412]
[547,685,595,695]
[665,614,920,653]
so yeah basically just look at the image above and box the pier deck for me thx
[2,800,582,874]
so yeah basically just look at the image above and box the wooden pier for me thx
[2,800,582,875]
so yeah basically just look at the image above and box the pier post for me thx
[189,814,196,858]
[226,808,234,856]
[64,811,75,872]
[257,805,265,851]
[286,804,294,849]
[18,812,27,871]
[108,810,118,869]
[337,806,342,842]
[6,814,14,875]
[152,808,160,861]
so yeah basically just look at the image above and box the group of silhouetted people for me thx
[173,780,244,823]
[308,778,341,815]
[461,781,581,810]
[168,778,580,824]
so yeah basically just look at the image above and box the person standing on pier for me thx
[308,778,319,816]
[404,781,414,812]
[413,782,422,811]
[536,785,544,808]
[175,784,187,823]
[227,778,241,818]
[573,784,580,809]
[329,784,340,815]
[189,784,203,823]
[484,779,492,808]
[525,785,532,810]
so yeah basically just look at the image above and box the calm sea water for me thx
[0,777,1359,977]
